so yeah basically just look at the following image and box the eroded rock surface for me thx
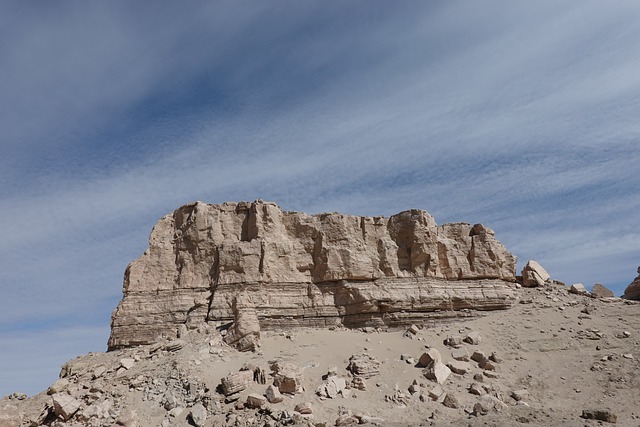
[622,266,640,300]
[108,200,517,349]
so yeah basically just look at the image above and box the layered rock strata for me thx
[108,201,517,350]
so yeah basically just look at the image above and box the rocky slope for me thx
[108,201,517,350]
[3,282,639,427]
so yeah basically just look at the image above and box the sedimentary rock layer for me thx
[108,201,517,349]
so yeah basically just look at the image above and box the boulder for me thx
[521,260,550,287]
[418,348,442,367]
[294,402,313,415]
[451,347,469,361]
[464,331,481,345]
[347,354,380,379]
[623,266,640,300]
[591,283,614,298]
[189,403,207,427]
[223,293,261,352]
[51,393,81,421]
[316,377,347,399]
[221,370,254,396]
[245,394,267,409]
[271,362,303,394]
[47,378,70,395]
[423,361,451,385]
[447,360,471,375]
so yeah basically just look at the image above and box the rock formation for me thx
[521,260,551,287]
[622,266,640,300]
[108,200,517,350]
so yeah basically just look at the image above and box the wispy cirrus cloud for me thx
[1,1,640,396]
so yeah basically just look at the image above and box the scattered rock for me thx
[581,409,617,423]
[451,347,469,361]
[46,378,70,395]
[442,393,460,409]
[447,360,471,375]
[271,362,304,394]
[265,384,284,403]
[511,389,529,401]
[221,370,254,396]
[294,401,313,415]
[464,331,481,345]
[189,403,207,427]
[418,348,442,367]
[51,393,81,421]
[347,354,380,379]
[570,283,589,296]
[317,376,347,399]
[444,335,464,348]
[592,283,615,298]
[423,361,451,385]
[521,260,551,287]
[245,393,267,409]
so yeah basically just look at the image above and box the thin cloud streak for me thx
[1,1,640,397]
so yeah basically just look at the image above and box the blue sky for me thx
[1,1,639,397]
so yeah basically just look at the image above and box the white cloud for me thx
[1,1,640,397]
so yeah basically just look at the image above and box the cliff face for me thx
[108,201,517,350]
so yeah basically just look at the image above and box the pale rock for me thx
[245,394,267,409]
[418,348,442,367]
[0,402,21,427]
[469,382,486,396]
[423,361,451,385]
[92,366,107,379]
[51,393,81,421]
[444,335,464,348]
[570,283,589,296]
[79,400,112,421]
[119,358,135,370]
[265,384,283,403]
[47,378,70,395]
[473,395,506,416]
[442,393,460,409]
[451,347,469,361]
[464,331,481,345]
[221,370,254,396]
[189,403,207,427]
[223,293,261,351]
[521,260,550,287]
[294,402,313,415]
[447,360,471,375]
[108,201,517,349]
[428,385,445,401]
[316,377,347,399]
[271,362,303,394]
[347,354,380,379]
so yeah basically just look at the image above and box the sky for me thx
[1,1,639,397]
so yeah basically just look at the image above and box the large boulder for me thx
[623,266,640,300]
[521,260,550,287]
[108,201,518,349]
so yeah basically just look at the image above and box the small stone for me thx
[622,353,634,359]
[570,283,589,296]
[447,360,471,375]
[451,347,469,361]
[265,384,283,403]
[294,402,313,415]
[245,393,267,409]
[464,331,481,345]
[189,403,207,427]
[47,378,70,395]
[511,389,529,401]
[428,385,445,401]
[444,335,463,347]
[468,382,486,396]
[442,393,460,409]
[120,358,136,370]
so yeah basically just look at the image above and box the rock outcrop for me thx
[108,200,517,349]
[521,260,550,287]
[622,266,640,300]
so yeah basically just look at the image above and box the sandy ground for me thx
[2,284,640,427]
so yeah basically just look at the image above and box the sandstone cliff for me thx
[108,201,517,350]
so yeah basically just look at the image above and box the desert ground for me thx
[2,283,639,427]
